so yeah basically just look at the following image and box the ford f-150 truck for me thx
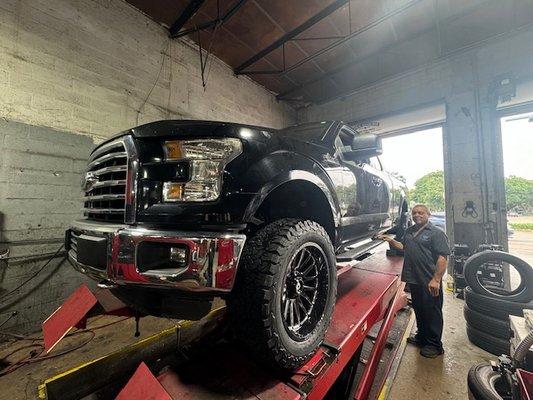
[66,120,407,369]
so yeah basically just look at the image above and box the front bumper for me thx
[66,220,246,294]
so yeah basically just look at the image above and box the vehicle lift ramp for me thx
[38,247,411,400]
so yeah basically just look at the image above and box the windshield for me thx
[279,122,333,143]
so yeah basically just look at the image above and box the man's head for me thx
[412,204,431,226]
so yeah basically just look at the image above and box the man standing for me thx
[378,204,450,358]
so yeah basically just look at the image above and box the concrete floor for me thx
[388,289,493,399]
[0,315,181,400]
[509,230,533,265]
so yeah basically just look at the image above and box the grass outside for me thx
[508,214,533,231]
[510,222,533,231]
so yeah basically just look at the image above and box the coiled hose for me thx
[513,330,533,367]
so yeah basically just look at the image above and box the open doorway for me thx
[379,126,445,220]
[500,112,533,265]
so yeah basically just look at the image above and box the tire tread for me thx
[228,218,337,370]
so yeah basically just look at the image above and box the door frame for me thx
[494,102,533,250]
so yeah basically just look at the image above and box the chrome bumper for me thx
[66,220,246,293]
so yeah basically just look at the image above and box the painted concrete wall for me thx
[299,27,533,251]
[0,120,95,334]
[0,0,295,334]
[0,1,295,141]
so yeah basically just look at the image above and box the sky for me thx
[379,127,444,188]
[378,116,533,189]
[501,113,533,180]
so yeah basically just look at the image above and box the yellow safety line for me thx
[38,306,226,399]
[377,309,415,400]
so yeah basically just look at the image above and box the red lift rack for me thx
[39,247,408,400]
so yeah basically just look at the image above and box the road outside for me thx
[509,230,533,266]
[508,215,533,265]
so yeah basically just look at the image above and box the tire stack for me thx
[463,250,533,356]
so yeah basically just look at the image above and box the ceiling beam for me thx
[284,0,511,104]
[169,0,207,37]
[234,0,350,74]
[171,0,249,39]
[238,0,422,78]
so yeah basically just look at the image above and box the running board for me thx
[336,240,384,262]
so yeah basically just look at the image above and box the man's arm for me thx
[377,235,404,250]
[428,255,447,296]
[428,230,451,296]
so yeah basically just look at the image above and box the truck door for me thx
[329,128,369,245]
[364,156,393,231]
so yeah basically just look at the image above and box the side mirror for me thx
[343,134,382,161]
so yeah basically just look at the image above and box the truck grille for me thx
[68,230,79,261]
[84,139,128,222]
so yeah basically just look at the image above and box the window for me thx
[369,157,382,171]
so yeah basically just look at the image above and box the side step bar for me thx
[336,239,384,262]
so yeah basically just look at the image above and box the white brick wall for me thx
[0,0,295,141]
[0,0,296,335]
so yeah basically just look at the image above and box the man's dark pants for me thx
[409,283,443,350]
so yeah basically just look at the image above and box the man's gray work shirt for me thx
[400,222,450,286]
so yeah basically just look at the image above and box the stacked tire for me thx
[463,251,533,356]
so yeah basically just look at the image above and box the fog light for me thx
[137,242,189,273]
[170,247,188,267]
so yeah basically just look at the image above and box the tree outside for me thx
[408,171,533,217]
[410,170,445,212]
[505,175,533,213]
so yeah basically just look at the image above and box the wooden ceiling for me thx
[125,0,533,105]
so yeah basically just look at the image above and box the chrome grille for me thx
[68,231,79,260]
[84,139,128,222]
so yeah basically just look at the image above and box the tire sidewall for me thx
[468,363,507,400]
[464,286,533,319]
[271,228,337,357]
[464,250,533,303]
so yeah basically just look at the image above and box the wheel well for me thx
[252,180,335,242]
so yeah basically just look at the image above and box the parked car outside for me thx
[429,211,446,231]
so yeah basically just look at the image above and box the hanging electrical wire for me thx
[0,244,65,302]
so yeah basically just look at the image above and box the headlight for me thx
[162,138,242,202]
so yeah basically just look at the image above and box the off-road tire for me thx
[227,219,337,370]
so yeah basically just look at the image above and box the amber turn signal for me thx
[163,182,184,201]
[163,141,183,160]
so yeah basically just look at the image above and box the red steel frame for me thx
[518,369,533,400]
[41,247,406,400]
[120,249,407,400]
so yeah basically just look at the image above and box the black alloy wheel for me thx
[282,243,330,341]
[227,218,337,370]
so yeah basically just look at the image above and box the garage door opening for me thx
[379,126,445,223]
[500,112,533,266]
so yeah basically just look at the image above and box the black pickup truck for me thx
[66,120,407,369]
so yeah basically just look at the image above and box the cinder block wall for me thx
[0,0,295,335]
[0,120,95,334]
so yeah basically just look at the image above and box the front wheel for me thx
[227,219,337,370]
